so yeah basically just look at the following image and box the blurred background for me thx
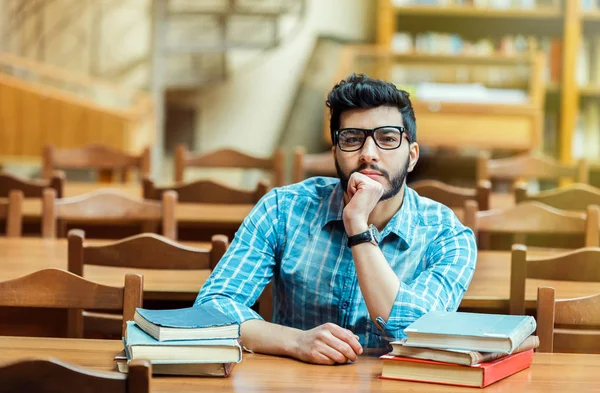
[0,0,598,188]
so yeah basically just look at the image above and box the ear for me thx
[407,142,419,173]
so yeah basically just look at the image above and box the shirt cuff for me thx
[374,285,428,342]
[195,296,263,324]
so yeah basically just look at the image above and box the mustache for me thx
[350,164,391,180]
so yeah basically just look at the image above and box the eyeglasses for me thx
[335,126,408,152]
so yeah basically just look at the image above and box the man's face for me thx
[333,106,418,201]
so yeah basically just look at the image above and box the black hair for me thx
[326,73,416,144]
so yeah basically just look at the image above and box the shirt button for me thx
[341,301,349,309]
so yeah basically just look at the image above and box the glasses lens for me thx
[374,127,402,149]
[338,129,365,151]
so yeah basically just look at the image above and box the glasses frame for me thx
[335,126,408,152]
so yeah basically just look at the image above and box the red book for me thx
[380,349,533,388]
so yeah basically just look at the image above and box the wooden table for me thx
[463,249,600,310]
[3,238,600,310]
[1,336,599,393]
[0,237,210,301]
[20,182,254,228]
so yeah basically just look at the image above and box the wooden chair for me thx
[0,171,65,198]
[410,179,491,211]
[0,268,142,338]
[0,357,150,393]
[515,183,600,211]
[68,229,228,274]
[43,144,151,183]
[67,229,228,336]
[464,201,600,249]
[143,177,269,204]
[536,286,600,353]
[175,144,285,187]
[510,245,600,315]
[41,189,178,240]
[292,147,336,183]
[0,190,23,237]
[476,152,588,186]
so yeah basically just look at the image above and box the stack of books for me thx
[380,311,539,388]
[117,304,242,377]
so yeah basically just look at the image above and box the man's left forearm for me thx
[351,242,400,328]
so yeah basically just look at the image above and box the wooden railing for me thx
[0,52,154,162]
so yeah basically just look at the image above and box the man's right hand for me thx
[293,322,363,365]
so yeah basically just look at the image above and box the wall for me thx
[1,0,374,183]
[194,0,374,185]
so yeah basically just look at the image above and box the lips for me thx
[359,170,384,179]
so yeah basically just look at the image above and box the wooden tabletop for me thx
[2,238,600,308]
[464,249,600,310]
[0,237,211,301]
[1,336,599,393]
[19,182,254,227]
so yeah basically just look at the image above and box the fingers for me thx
[327,325,363,358]
[300,323,364,365]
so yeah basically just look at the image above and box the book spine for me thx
[508,317,537,353]
[477,336,539,364]
[470,351,484,365]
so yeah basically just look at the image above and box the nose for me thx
[359,136,380,164]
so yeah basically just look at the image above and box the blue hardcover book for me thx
[133,304,240,342]
[125,321,242,363]
[403,311,536,354]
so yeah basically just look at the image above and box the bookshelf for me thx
[375,0,591,167]
[326,45,545,152]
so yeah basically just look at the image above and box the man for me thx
[196,73,477,365]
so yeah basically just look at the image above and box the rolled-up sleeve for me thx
[376,226,477,341]
[194,188,281,323]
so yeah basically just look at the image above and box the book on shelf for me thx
[403,311,537,354]
[133,304,239,342]
[390,335,539,366]
[114,350,236,376]
[380,348,534,388]
[125,321,242,363]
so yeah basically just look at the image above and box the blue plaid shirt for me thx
[196,177,477,348]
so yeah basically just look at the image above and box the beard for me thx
[335,157,410,201]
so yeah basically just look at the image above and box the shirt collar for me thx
[321,182,418,247]
[322,182,345,226]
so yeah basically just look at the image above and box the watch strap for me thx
[347,225,377,247]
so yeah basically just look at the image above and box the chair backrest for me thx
[41,189,178,240]
[174,144,285,186]
[67,229,228,274]
[143,177,269,204]
[510,245,600,315]
[43,144,151,183]
[0,357,151,393]
[536,286,600,353]
[0,190,23,237]
[477,152,588,185]
[0,268,142,338]
[515,183,600,211]
[0,171,65,198]
[292,147,336,183]
[411,179,491,211]
[464,201,600,249]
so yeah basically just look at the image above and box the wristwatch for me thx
[347,224,380,248]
